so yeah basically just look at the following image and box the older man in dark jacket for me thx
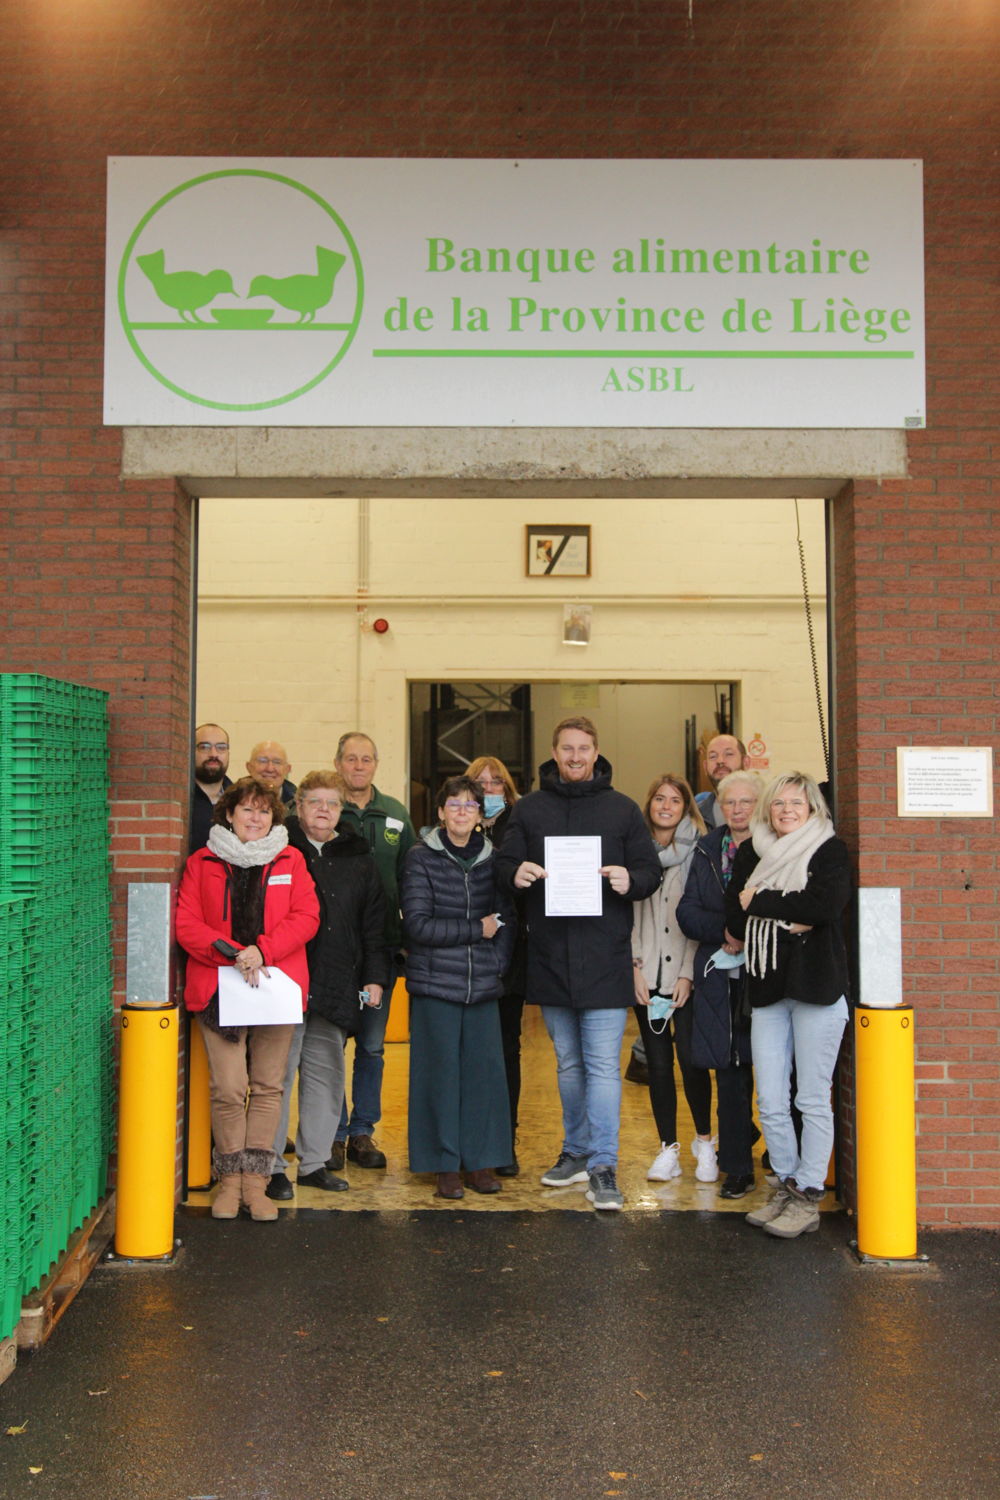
[266,771,389,1201]
[496,717,661,1210]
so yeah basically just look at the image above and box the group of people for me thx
[178,717,851,1241]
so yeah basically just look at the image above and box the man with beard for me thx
[189,722,232,851]
[696,734,751,829]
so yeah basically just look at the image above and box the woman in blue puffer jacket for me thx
[677,771,763,1199]
[402,775,515,1201]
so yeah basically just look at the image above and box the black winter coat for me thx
[488,806,528,997]
[495,756,662,1010]
[676,826,752,1070]
[725,834,852,1008]
[286,817,390,1034]
[402,830,515,1006]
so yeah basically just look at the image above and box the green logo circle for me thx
[118,169,364,412]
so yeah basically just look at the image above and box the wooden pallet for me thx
[16,1195,116,1355]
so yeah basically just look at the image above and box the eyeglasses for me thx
[301,797,341,811]
[196,742,229,752]
[253,757,287,768]
[771,799,808,811]
[444,800,480,812]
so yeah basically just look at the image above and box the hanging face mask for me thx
[647,994,676,1033]
[704,947,745,975]
[482,794,506,819]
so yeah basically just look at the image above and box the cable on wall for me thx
[795,497,829,781]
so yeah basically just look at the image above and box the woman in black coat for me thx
[402,775,515,1201]
[677,771,763,1199]
[725,771,851,1240]
[468,753,526,1177]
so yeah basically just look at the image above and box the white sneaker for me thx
[691,1136,719,1183]
[647,1142,682,1181]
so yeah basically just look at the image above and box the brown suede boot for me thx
[241,1174,279,1221]
[211,1174,242,1219]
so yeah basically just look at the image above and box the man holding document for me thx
[497,718,661,1210]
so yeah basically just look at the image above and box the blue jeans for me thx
[336,957,401,1141]
[750,997,848,1193]
[541,1006,628,1170]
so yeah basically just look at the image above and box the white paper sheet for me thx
[217,964,302,1026]
[543,835,603,917]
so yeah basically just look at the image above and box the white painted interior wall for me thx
[196,494,828,811]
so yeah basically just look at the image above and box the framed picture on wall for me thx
[526,525,591,577]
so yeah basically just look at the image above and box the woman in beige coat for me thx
[631,775,714,1183]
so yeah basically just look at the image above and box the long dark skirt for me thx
[408,994,512,1173]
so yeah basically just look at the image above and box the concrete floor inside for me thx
[184,1007,838,1216]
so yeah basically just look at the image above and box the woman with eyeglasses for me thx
[401,775,515,1200]
[725,771,851,1239]
[677,770,764,1200]
[467,755,525,1177]
[176,777,319,1222]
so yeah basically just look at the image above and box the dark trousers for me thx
[715,1059,755,1177]
[408,995,511,1174]
[498,988,524,1154]
[634,999,713,1143]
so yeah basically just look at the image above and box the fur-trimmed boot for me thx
[211,1150,244,1219]
[241,1150,279,1221]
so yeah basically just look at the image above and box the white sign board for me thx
[896,747,994,818]
[104,158,925,429]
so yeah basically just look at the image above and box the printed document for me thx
[544,835,603,917]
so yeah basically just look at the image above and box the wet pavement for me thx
[1,1207,998,1499]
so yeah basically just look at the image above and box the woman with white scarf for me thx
[631,774,714,1184]
[176,776,319,1221]
[724,771,851,1239]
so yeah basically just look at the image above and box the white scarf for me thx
[207,822,288,868]
[655,815,700,871]
[745,814,834,978]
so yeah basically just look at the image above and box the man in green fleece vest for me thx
[330,732,415,1170]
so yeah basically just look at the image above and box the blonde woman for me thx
[725,771,851,1239]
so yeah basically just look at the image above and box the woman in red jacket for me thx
[176,776,319,1221]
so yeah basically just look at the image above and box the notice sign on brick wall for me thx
[104,158,924,429]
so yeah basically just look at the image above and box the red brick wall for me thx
[2,0,997,1226]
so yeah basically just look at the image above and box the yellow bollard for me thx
[185,1015,212,1192]
[855,1005,917,1260]
[384,973,410,1043]
[115,1004,179,1259]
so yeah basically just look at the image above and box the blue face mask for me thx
[704,947,745,974]
[482,794,506,819]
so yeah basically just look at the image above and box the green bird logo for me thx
[136,250,235,323]
[248,246,346,325]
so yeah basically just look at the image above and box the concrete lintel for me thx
[121,426,907,499]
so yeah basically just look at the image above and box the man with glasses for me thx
[246,739,297,807]
[266,771,390,1201]
[330,732,416,1171]
[189,722,232,851]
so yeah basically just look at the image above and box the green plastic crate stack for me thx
[0,673,113,1311]
[0,896,27,1339]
